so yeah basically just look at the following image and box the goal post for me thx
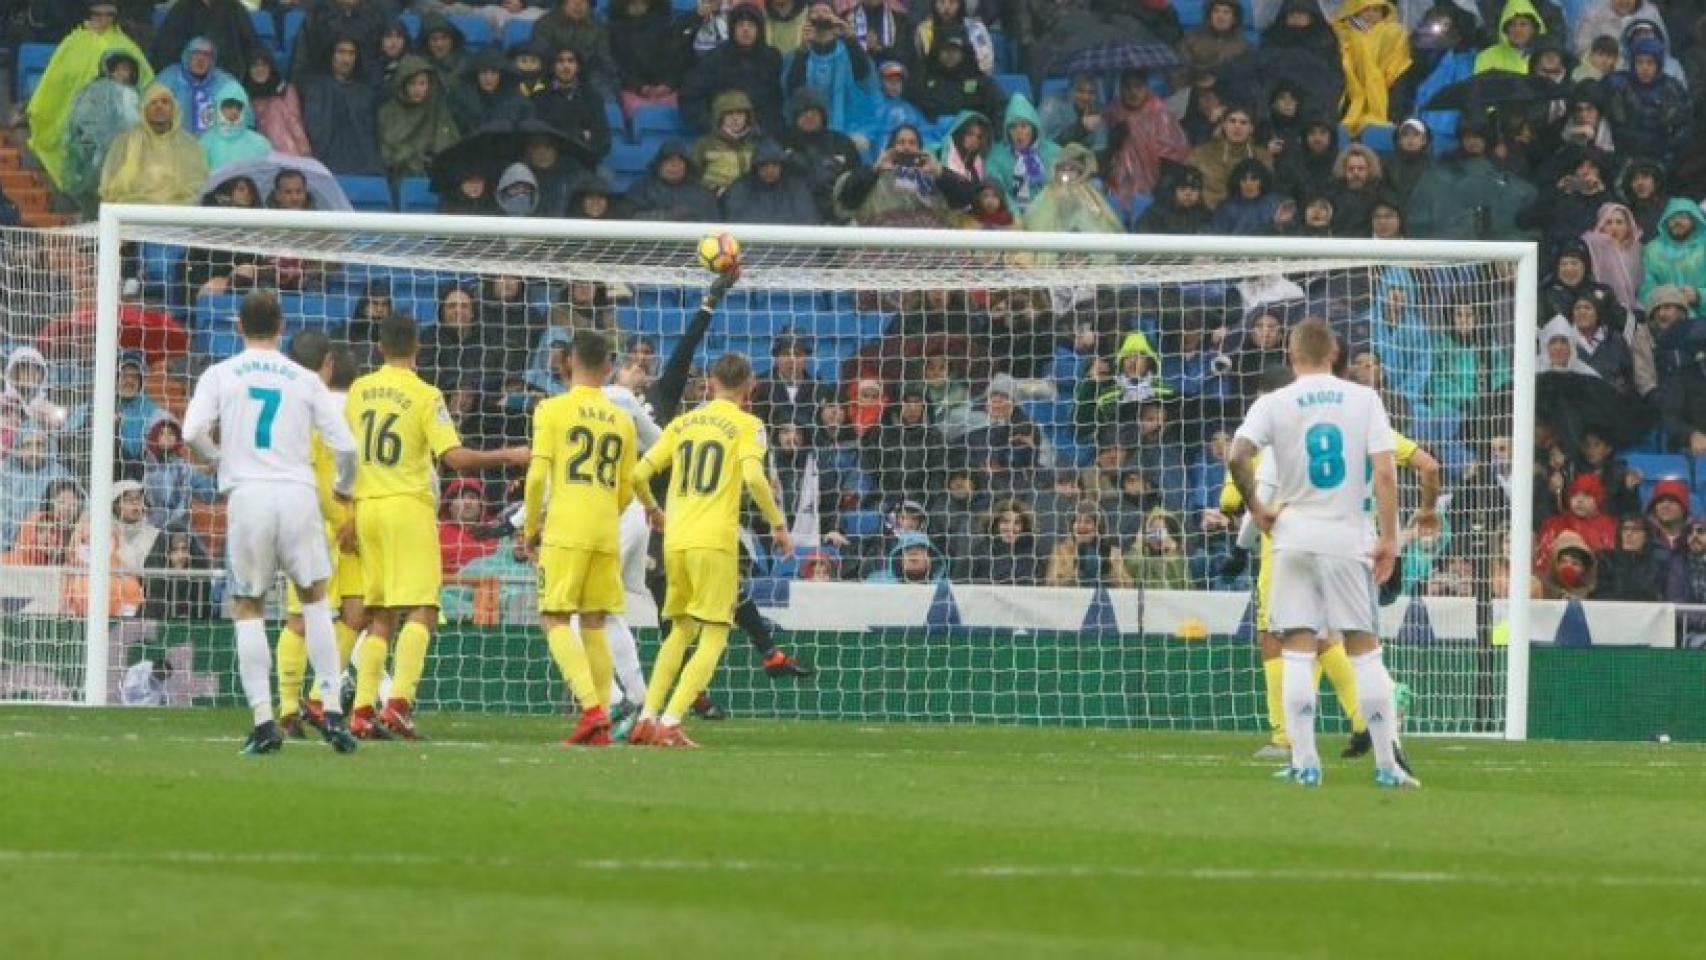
[70,205,1538,737]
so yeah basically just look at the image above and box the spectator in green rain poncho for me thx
[26,1,154,190]
[62,49,145,217]
[1020,144,1122,234]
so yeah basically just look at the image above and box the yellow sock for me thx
[546,625,600,710]
[277,626,306,717]
[644,621,699,716]
[1262,656,1287,746]
[582,625,612,712]
[664,623,729,720]
[354,635,388,711]
[391,621,431,705]
[1318,643,1365,732]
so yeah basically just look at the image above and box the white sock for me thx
[235,618,273,726]
[661,713,681,727]
[1282,650,1320,770]
[605,616,646,706]
[1352,649,1399,773]
[300,599,343,716]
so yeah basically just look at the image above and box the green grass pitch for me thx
[2,708,1704,959]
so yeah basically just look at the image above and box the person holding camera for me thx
[783,3,877,132]
[832,122,977,225]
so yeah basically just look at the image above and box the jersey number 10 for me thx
[675,439,726,496]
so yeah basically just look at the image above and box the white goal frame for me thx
[91,204,1540,738]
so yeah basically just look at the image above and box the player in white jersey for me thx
[1228,319,1417,789]
[596,355,662,721]
[181,292,360,756]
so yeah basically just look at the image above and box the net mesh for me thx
[0,221,1521,734]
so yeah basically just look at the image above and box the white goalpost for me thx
[25,206,1538,738]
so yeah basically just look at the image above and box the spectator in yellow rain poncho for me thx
[25,1,154,190]
[100,84,209,207]
[1332,0,1410,136]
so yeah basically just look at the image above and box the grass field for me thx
[2,708,1703,959]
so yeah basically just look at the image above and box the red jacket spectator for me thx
[440,479,498,576]
[1534,473,1619,572]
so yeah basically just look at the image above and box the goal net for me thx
[5,210,1538,738]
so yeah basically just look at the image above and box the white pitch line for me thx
[1,849,1701,891]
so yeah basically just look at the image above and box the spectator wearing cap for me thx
[782,89,866,220]
[610,0,693,119]
[858,59,926,157]
[1605,33,1691,168]
[1534,472,1618,573]
[1640,198,1706,308]
[1136,164,1211,235]
[1646,476,1693,600]
[157,35,238,137]
[1332,0,1410,135]
[628,140,722,221]
[680,4,786,135]
[1187,103,1269,211]
[531,0,619,99]
[1630,284,1698,397]
[912,29,1006,124]
[151,0,260,79]
[752,333,835,428]
[1382,119,1432,201]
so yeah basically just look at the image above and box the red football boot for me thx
[628,717,659,746]
[350,706,393,741]
[564,705,611,747]
[378,698,423,741]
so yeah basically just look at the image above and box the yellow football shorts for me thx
[356,497,442,609]
[286,524,364,615]
[662,547,738,626]
[538,545,624,616]
[1256,533,1273,634]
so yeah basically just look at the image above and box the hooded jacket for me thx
[27,18,155,190]
[451,51,534,133]
[100,83,209,206]
[611,0,692,91]
[1021,143,1122,234]
[781,88,865,220]
[1598,523,1668,601]
[1383,120,1434,202]
[783,33,877,133]
[1604,31,1692,167]
[496,162,541,217]
[531,4,619,98]
[1178,0,1249,76]
[1333,0,1411,134]
[864,530,949,583]
[1122,507,1190,589]
[913,30,1006,124]
[1136,165,1212,235]
[693,90,762,191]
[1619,157,1670,238]
[199,78,271,173]
[157,36,239,137]
[242,47,310,157]
[534,59,613,170]
[629,140,722,221]
[290,0,390,85]
[936,109,992,183]
[983,94,1060,213]
[151,0,260,78]
[1639,198,1706,305]
[0,428,71,553]
[299,41,384,175]
[1540,529,1602,598]
[1404,144,1538,241]
[680,5,786,134]
[378,56,461,178]
[722,139,824,225]
[1476,0,1546,74]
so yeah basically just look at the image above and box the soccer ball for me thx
[697,231,741,273]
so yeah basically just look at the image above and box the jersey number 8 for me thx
[1305,423,1345,490]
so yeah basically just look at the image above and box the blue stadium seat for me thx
[337,175,394,212]
[606,140,654,179]
[450,15,493,50]
[1358,124,1395,154]
[990,29,1016,73]
[502,17,533,50]
[995,73,1030,100]
[139,244,189,303]
[281,9,307,58]
[1623,454,1690,509]
[843,510,885,538]
[605,99,629,141]
[632,287,685,311]
[17,43,55,105]
[631,104,687,140]
[617,304,691,338]
[399,12,421,39]
[1038,77,1070,104]
[250,11,278,51]
[397,177,439,213]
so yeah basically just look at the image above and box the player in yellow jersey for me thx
[344,315,529,740]
[519,329,659,747]
[276,333,367,738]
[1221,351,1438,768]
[627,353,793,748]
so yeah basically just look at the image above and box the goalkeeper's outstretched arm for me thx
[653,267,740,422]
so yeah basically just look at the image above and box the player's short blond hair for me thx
[1289,318,1335,366]
[711,352,753,389]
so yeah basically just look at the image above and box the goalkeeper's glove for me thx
[703,263,741,309]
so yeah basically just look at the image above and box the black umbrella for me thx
[1422,71,1546,113]
[1050,39,1182,77]
[429,119,578,189]
[1536,370,1655,449]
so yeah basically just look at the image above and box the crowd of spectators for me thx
[11,0,1706,611]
